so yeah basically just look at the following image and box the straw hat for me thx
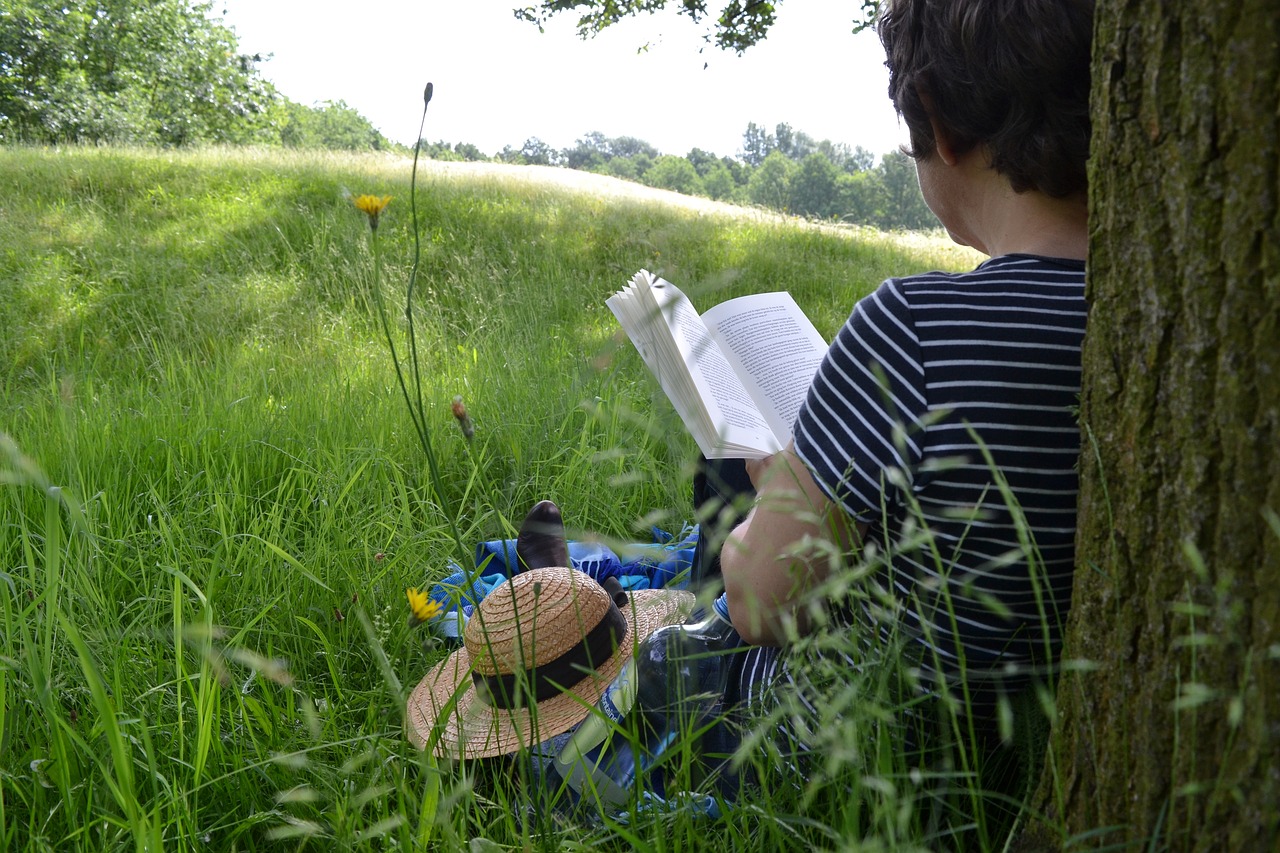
[406,566,693,759]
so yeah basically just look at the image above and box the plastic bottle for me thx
[554,593,741,805]
[631,593,741,745]
[552,657,642,806]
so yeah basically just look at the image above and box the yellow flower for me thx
[352,194,392,230]
[406,587,442,624]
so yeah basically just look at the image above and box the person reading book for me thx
[701,0,1095,775]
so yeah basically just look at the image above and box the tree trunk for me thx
[1023,1,1280,850]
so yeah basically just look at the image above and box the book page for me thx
[607,272,780,457]
[702,292,829,444]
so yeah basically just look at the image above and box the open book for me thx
[607,269,828,459]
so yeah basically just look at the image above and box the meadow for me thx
[1,146,998,851]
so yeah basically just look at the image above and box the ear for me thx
[926,115,961,167]
[917,88,960,167]
[515,500,570,571]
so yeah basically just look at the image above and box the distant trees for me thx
[475,122,936,231]
[279,100,389,151]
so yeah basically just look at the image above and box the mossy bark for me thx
[1018,1,1280,850]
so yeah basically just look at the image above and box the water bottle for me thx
[554,594,741,805]
[553,657,646,806]
[631,593,741,747]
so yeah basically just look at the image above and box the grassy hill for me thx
[0,146,985,851]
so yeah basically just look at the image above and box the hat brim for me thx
[406,587,693,759]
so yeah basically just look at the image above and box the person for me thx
[699,0,1095,765]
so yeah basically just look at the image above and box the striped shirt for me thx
[788,254,1087,720]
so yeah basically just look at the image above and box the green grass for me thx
[0,145,995,851]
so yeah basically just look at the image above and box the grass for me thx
[0,145,999,851]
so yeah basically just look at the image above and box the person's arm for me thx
[721,442,865,646]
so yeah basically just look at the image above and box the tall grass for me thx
[1,145,997,851]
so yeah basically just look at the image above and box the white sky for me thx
[215,0,908,161]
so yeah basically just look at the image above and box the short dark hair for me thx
[878,0,1094,198]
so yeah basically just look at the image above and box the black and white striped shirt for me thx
[791,254,1087,717]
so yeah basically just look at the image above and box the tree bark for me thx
[1023,1,1280,850]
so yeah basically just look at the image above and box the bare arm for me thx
[721,442,865,646]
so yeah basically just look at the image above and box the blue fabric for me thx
[473,523,698,590]
[424,524,699,639]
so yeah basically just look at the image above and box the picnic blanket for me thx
[425,524,698,638]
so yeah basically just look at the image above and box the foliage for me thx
[0,0,277,145]
[278,99,392,151]
[747,149,796,211]
[514,0,882,53]
[644,153,705,194]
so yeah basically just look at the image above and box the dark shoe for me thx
[515,500,570,571]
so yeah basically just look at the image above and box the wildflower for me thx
[407,587,443,625]
[451,395,475,441]
[352,194,392,231]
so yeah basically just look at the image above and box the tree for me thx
[644,154,704,195]
[607,135,659,160]
[789,152,841,219]
[515,0,880,52]
[740,120,775,167]
[684,146,721,177]
[281,100,388,150]
[746,149,794,211]
[517,136,559,166]
[562,131,611,169]
[774,122,816,161]
[1019,1,1280,849]
[873,150,936,230]
[834,169,880,224]
[700,160,738,201]
[0,0,276,145]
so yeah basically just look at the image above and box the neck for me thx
[969,176,1088,260]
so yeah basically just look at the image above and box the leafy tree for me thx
[280,100,388,150]
[603,157,639,181]
[874,149,935,230]
[740,120,775,167]
[789,152,842,219]
[0,0,276,145]
[517,136,559,166]
[746,149,795,211]
[514,0,880,52]
[419,139,490,161]
[451,142,489,162]
[834,169,881,224]
[684,146,721,178]
[562,131,611,169]
[608,135,659,160]
[773,122,816,161]
[818,140,876,173]
[700,159,738,201]
[644,154,704,195]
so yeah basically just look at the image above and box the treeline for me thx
[423,130,938,230]
[423,123,937,231]
[0,0,389,150]
[1,0,937,231]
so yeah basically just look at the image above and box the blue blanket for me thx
[425,524,698,638]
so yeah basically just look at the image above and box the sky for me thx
[215,0,908,161]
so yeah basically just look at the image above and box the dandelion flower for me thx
[407,587,442,625]
[353,194,392,231]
